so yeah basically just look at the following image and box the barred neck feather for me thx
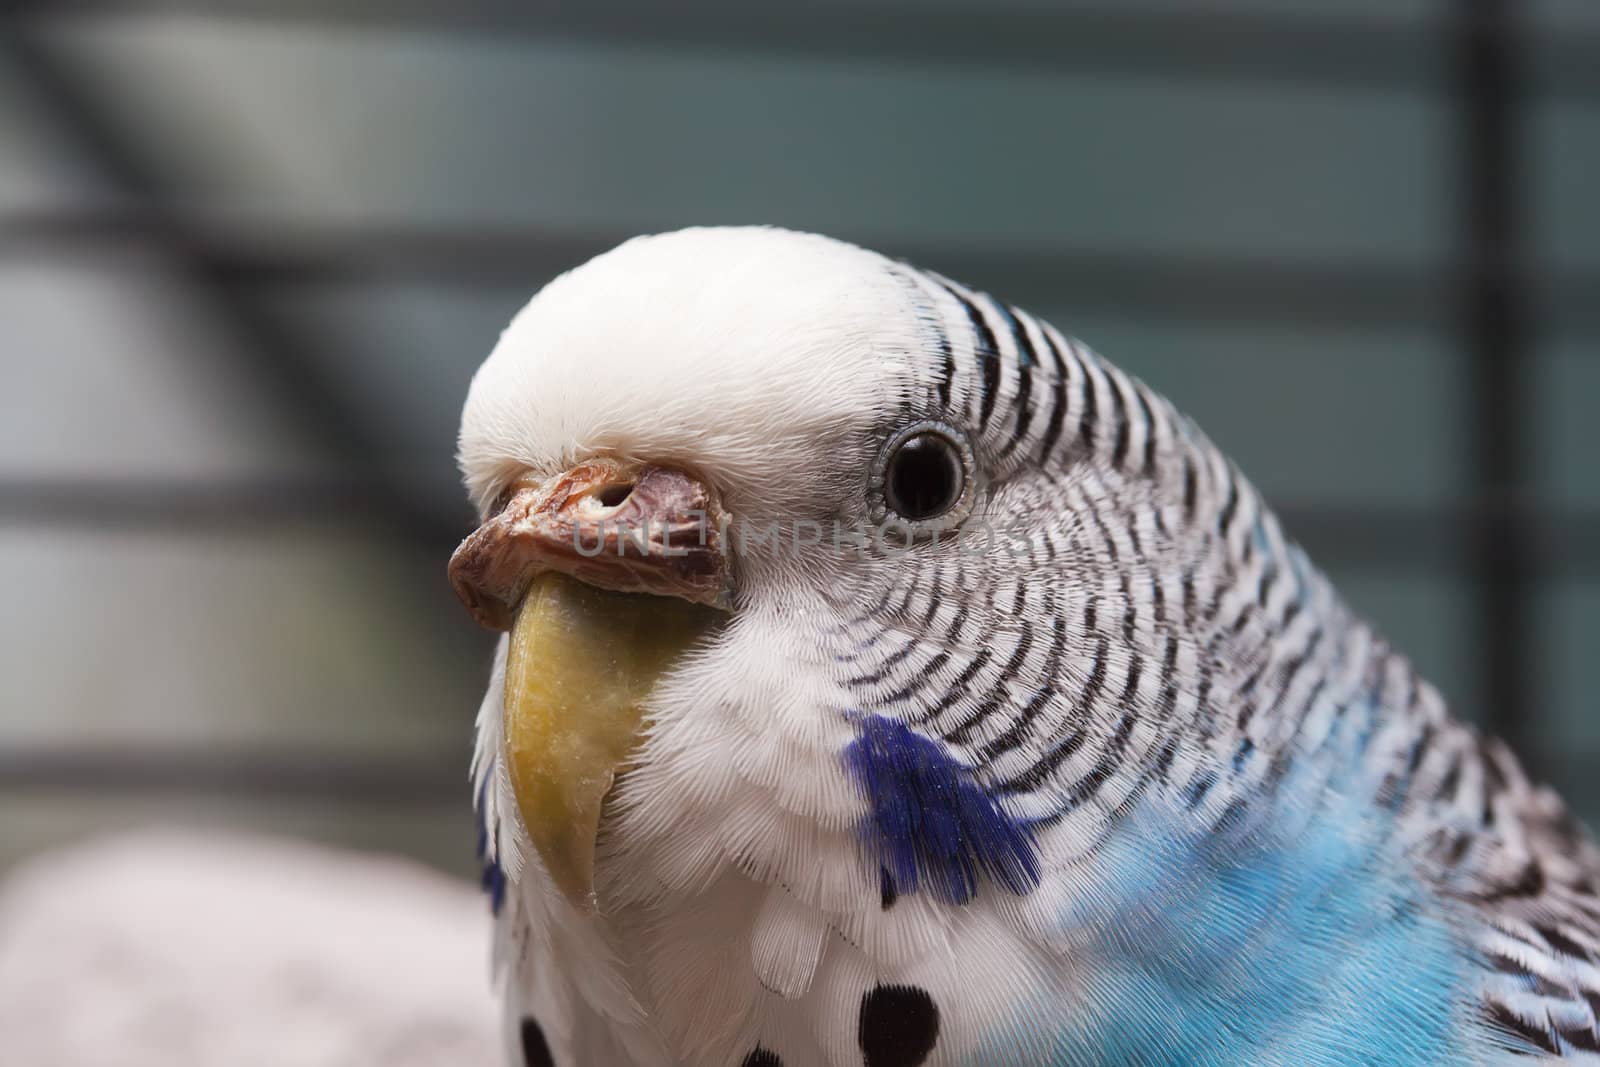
[837,260,1600,1058]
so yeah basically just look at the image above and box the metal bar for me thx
[10,208,1600,332]
[1457,0,1537,763]
[13,0,1600,97]
[0,746,464,805]
[10,207,1600,334]
[0,475,449,535]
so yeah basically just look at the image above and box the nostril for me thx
[596,482,634,508]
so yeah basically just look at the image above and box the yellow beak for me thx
[501,572,720,911]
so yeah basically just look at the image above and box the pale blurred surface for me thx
[0,831,501,1067]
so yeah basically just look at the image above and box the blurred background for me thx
[3,0,1598,886]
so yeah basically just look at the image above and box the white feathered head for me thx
[451,225,1242,929]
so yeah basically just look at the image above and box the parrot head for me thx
[450,225,1242,923]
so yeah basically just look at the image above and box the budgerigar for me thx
[447,227,1600,1067]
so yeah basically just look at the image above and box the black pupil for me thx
[887,433,961,521]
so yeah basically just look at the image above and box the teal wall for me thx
[2,3,1596,872]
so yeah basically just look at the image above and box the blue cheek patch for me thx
[476,776,507,915]
[844,715,1041,904]
[480,844,507,915]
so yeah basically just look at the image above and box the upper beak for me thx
[447,459,732,912]
[448,457,734,631]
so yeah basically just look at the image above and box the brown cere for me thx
[448,458,735,630]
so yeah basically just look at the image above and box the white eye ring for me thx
[868,420,978,535]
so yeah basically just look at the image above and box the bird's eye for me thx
[887,433,963,520]
[872,421,976,532]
